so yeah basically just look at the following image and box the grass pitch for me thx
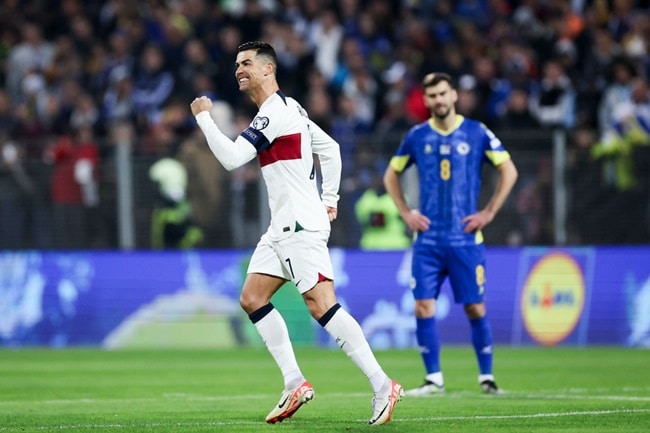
[1,346,649,432]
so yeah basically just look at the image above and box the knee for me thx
[240,290,264,314]
[302,281,337,320]
[414,300,435,318]
[464,302,485,319]
[302,292,331,320]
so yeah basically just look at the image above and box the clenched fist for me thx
[190,96,213,116]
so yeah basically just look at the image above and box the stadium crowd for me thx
[0,0,649,250]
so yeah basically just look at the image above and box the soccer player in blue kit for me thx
[383,72,518,396]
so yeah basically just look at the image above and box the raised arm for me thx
[191,96,257,171]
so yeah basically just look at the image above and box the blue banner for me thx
[0,247,649,348]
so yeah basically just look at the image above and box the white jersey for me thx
[195,91,342,240]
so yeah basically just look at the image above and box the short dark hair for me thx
[237,41,277,65]
[422,72,455,89]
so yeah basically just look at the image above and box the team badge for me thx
[252,116,270,130]
[457,142,470,155]
[424,144,433,154]
[440,144,451,155]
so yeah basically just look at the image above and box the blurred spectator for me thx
[529,59,576,129]
[620,12,649,76]
[149,153,203,250]
[0,134,34,250]
[354,169,410,250]
[69,92,100,131]
[582,26,623,94]
[376,62,414,157]
[330,94,373,177]
[67,13,96,59]
[455,74,482,120]
[592,76,650,192]
[430,42,473,78]
[213,25,244,109]
[177,38,218,100]
[102,66,135,127]
[403,80,430,124]
[309,8,344,82]
[5,21,55,103]
[341,58,379,125]
[471,56,510,127]
[607,0,635,42]
[269,19,315,98]
[304,69,335,133]
[99,30,136,95]
[46,126,100,250]
[148,1,194,69]
[230,0,266,43]
[497,87,541,130]
[427,0,456,45]
[132,43,175,131]
[598,56,636,133]
[349,9,392,73]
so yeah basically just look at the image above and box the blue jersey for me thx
[389,115,511,247]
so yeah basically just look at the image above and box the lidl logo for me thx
[521,252,585,346]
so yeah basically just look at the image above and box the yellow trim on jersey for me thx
[486,150,511,166]
[475,230,484,245]
[389,155,410,173]
[428,114,464,135]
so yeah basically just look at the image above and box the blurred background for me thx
[1,0,650,349]
[0,0,649,251]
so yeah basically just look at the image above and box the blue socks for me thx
[415,317,441,374]
[470,316,493,375]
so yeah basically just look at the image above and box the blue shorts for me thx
[411,243,486,304]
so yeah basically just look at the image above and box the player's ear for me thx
[264,62,274,77]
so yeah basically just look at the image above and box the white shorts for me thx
[248,230,334,294]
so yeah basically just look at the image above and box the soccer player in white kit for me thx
[190,41,403,425]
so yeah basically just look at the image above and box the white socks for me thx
[253,307,304,390]
[253,304,390,394]
[323,308,388,393]
[479,374,495,383]
[425,372,444,387]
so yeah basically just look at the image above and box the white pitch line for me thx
[518,393,650,402]
[2,391,650,407]
[0,421,263,431]
[382,408,650,423]
[1,409,649,431]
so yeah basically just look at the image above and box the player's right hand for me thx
[190,96,213,116]
[326,206,337,222]
[403,209,430,233]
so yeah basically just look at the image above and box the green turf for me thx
[1,346,649,432]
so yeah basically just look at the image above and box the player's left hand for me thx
[326,206,337,222]
[462,210,495,233]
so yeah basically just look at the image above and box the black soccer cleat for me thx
[480,380,504,395]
